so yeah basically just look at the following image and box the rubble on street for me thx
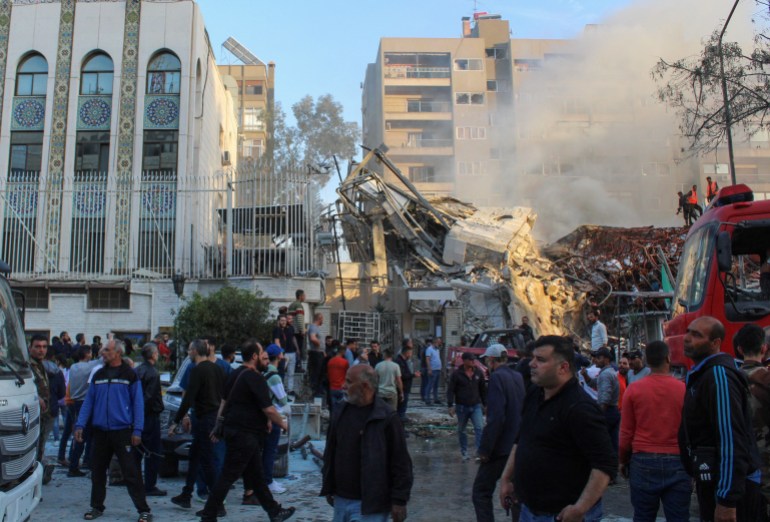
[335,147,684,342]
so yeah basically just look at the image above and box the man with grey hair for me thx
[321,364,413,522]
[75,338,152,521]
[135,342,166,496]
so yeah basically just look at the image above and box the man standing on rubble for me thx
[587,310,608,352]
[677,191,693,226]
[687,184,703,218]
[706,176,720,204]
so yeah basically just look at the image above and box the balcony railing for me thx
[384,66,451,79]
[405,138,453,148]
[406,101,451,113]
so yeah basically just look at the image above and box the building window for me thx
[13,287,49,310]
[75,132,110,173]
[147,51,181,94]
[244,80,263,95]
[456,127,486,140]
[457,93,484,105]
[16,54,47,96]
[9,132,43,174]
[457,161,487,175]
[243,139,264,159]
[487,80,511,92]
[485,48,507,60]
[243,108,265,131]
[514,59,541,72]
[142,130,178,173]
[81,52,114,95]
[454,58,483,71]
[87,288,130,310]
[409,166,435,183]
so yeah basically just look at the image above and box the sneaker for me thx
[270,506,296,522]
[242,494,260,506]
[268,481,286,494]
[195,506,226,517]
[42,464,55,485]
[461,452,470,461]
[137,513,153,522]
[170,494,191,509]
[67,469,88,477]
[145,487,167,497]
[195,494,208,504]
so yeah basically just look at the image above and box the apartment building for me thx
[218,60,274,165]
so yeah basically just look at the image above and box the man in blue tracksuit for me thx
[75,339,152,522]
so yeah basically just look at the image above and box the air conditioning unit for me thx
[222,151,231,166]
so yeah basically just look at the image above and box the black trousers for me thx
[200,428,280,521]
[696,477,765,522]
[472,454,510,522]
[308,351,325,395]
[90,428,150,514]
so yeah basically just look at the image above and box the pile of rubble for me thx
[334,147,685,339]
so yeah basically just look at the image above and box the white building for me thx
[0,0,321,342]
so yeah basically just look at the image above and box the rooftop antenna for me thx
[222,37,264,66]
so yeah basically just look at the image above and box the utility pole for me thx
[718,0,741,186]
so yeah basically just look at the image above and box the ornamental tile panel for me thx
[143,94,179,130]
[0,1,12,127]
[11,97,46,130]
[43,0,76,270]
[76,95,112,130]
[113,0,141,272]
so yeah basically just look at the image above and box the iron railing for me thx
[0,165,318,281]
[384,66,451,79]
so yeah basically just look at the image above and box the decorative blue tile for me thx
[77,95,112,130]
[143,94,179,129]
[11,96,46,130]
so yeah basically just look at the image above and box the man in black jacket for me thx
[321,364,413,522]
[679,316,763,522]
[395,340,417,421]
[135,342,165,497]
[447,352,487,460]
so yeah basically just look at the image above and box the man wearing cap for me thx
[447,352,487,460]
[627,350,651,385]
[589,347,620,455]
[262,344,289,496]
[473,344,524,522]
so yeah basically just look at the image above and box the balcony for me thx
[386,100,452,121]
[384,66,451,86]
[388,137,454,156]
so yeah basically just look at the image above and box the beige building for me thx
[219,60,274,165]
[362,15,704,227]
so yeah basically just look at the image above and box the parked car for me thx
[158,352,241,477]
[446,329,522,379]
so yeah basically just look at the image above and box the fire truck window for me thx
[673,225,715,314]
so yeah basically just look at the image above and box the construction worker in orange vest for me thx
[706,176,719,203]
[686,184,703,219]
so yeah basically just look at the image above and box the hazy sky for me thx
[196,0,635,124]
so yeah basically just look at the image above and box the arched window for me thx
[15,53,47,96]
[147,51,181,94]
[81,52,114,95]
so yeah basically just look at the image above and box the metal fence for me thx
[0,165,318,281]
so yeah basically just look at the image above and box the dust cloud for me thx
[477,0,756,241]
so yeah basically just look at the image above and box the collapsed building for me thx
[321,147,684,351]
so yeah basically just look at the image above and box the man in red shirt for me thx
[326,344,349,414]
[619,341,691,521]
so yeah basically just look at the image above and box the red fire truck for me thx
[664,184,770,375]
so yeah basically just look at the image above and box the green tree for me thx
[654,12,770,154]
[268,94,359,184]
[173,286,273,348]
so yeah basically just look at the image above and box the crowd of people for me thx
[25,298,770,522]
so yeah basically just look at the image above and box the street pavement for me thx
[35,403,699,521]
